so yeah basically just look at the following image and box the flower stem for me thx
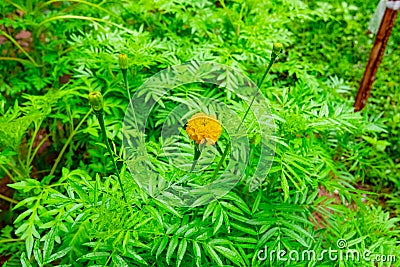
[212,49,281,180]
[210,142,230,181]
[50,109,92,177]
[257,52,278,89]
[190,145,201,172]
[122,69,130,99]
[0,193,18,204]
[236,52,279,132]
[95,110,127,203]
[121,68,135,114]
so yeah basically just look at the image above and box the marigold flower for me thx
[185,113,222,145]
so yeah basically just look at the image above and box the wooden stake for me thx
[354,7,398,112]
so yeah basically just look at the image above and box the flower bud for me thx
[272,43,283,55]
[118,54,128,70]
[88,91,103,111]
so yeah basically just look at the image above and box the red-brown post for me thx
[354,1,399,112]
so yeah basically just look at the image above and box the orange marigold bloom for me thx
[185,113,222,145]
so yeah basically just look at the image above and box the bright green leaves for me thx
[203,240,246,267]
[280,171,290,202]
[79,240,150,266]
[146,190,317,266]
[176,238,188,267]
[8,160,320,267]
[212,204,225,235]
[214,245,245,266]
[19,226,72,266]
[3,0,398,266]
[155,236,169,259]
[193,241,202,266]
[148,198,253,266]
[166,236,179,265]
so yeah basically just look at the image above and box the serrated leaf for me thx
[155,236,169,258]
[46,247,72,264]
[257,227,279,248]
[214,245,244,266]
[20,252,33,267]
[203,201,217,221]
[251,189,262,214]
[112,254,129,267]
[79,252,110,261]
[214,208,224,235]
[193,242,202,267]
[26,234,34,259]
[230,222,257,235]
[205,245,223,266]
[166,236,179,265]
[14,209,33,224]
[153,199,183,218]
[281,221,314,241]
[281,227,309,247]
[43,228,56,261]
[281,171,289,202]
[33,240,43,266]
[177,239,188,267]
[125,248,148,265]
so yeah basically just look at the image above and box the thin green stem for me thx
[258,53,277,89]
[212,52,280,181]
[49,109,92,177]
[40,0,116,18]
[37,15,133,39]
[236,53,277,132]
[122,68,135,112]
[190,145,201,173]
[0,238,22,244]
[4,0,25,12]
[0,165,15,182]
[28,134,51,166]
[236,2,246,36]
[95,110,127,203]
[236,94,257,132]
[219,0,237,37]
[0,193,19,204]
[26,119,43,170]
[0,57,36,66]
[7,161,24,180]
[210,142,231,181]
[0,30,40,67]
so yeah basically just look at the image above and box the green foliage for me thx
[0,0,399,266]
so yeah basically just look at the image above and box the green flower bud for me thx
[118,54,128,70]
[88,91,103,111]
[272,43,283,55]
